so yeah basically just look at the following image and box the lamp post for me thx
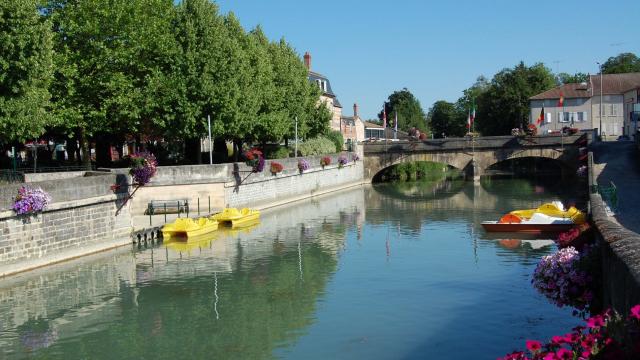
[295,116,298,157]
[597,62,603,140]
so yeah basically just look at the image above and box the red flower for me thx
[526,340,542,353]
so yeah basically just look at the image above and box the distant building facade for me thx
[529,73,640,140]
[305,52,364,146]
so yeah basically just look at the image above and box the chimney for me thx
[304,51,311,70]
[353,103,358,118]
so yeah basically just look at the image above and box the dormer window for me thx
[315,79,327,92]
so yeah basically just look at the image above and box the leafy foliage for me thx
[474,62,556,135]
[0,0,54,142]
[325,130,344,153]
[557,72,589,84]
[379,88,427,132]
[427,101,466,138]
[298,136,336,156]
[601,52,640,74]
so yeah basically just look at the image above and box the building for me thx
[305,52,364,146]
[529,73,640,140]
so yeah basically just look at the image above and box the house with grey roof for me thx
[529,73,640,140]
[304,52,365,147]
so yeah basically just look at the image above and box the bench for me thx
[146,199,189,215]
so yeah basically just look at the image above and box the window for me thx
[612,104,618,116]
[545,113,551,124]
[578,111,587,122]
[558,112,570,123]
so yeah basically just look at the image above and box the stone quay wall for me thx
[110,152,364,215]
[0,173,132,277]
[589,151,640,314]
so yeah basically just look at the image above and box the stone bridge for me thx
[363,134,589,182]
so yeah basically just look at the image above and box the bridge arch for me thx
[366,152,474,182]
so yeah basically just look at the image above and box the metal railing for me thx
[598,181,618,210]
[15,164,95,173]
[0,170,25,183]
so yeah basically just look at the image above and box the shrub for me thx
[325,130,344,153]
[320,156,331,167]
[298,137,336,156]
[270,161,284,175]
[265,146,290,160]
[12,186,51,215]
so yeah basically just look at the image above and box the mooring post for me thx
[208,196,211,213]
[198,198,200,216]
[164,203,167,223]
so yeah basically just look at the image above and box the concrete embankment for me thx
[0,151,365,277]
[590,142,640,313]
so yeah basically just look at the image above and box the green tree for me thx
[556,72,589,84]
[427,101,466,138]
[378,88,427,132]
[474,62,556,136]
[49,0,179,166]
[0,0,54,143]
[601,53,640,74]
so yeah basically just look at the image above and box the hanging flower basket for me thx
[12,186,52,215]
[351,153,360,162]
[338,155,348,168]
[298,159,310,174]
[270,161,283,175]
[320,156,331,168]
[244,148,264,172]
[129,152,157,185]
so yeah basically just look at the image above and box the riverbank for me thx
[0,152,364,277]
[589,141,640,314]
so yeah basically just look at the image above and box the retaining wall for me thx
[110,152,364,215]
[0,173,132,277]
[589,151,640,314]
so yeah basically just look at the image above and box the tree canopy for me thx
[378,88,427,132]
[557,72,589,84]
[0,0,54,143]
[601,53,640,74]
[427,101,466,138]
[1,0,330,164]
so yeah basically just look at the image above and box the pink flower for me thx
[581,335,595,350]
[555,348,573,359]
[551,336,565,345]
[542,353,557,360]
[586,315,605,328]
[630,304,640,320]
[526,340,542,353]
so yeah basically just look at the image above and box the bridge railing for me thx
[362,133,586,154]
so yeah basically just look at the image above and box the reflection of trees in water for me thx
[27,243,338,359]
[480,176,588,209]
[372,178,466,202]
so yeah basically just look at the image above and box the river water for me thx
[0,179,586,359]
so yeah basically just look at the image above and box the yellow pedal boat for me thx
[211,208,260,228]
[164,232,218,252]
[162,217,218,239]
[509,201,586,225]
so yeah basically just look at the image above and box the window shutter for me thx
[558,112,563,122]
[582,112,588,122]
[546,113,551,123]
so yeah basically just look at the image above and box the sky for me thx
[215,0,640,120]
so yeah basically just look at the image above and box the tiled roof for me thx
[529,83,591,100]
[530,72,640,100]
[308,71,336,97]
[363,121,383,129]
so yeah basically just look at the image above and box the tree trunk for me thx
[184,137,202,164]
[95,133,112,168]
[66,135,77,163]
[213,137,228,163]
[79,128,91,170]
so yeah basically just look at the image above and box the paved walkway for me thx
[592,140,640,233]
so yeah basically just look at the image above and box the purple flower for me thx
[298,159,310,173]
[12,186,52,215]
[338,155,348,167]
[129,152,157,185]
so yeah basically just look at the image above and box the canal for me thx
[0,179,586,359]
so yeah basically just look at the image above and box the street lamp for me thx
[597,62,603,140]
